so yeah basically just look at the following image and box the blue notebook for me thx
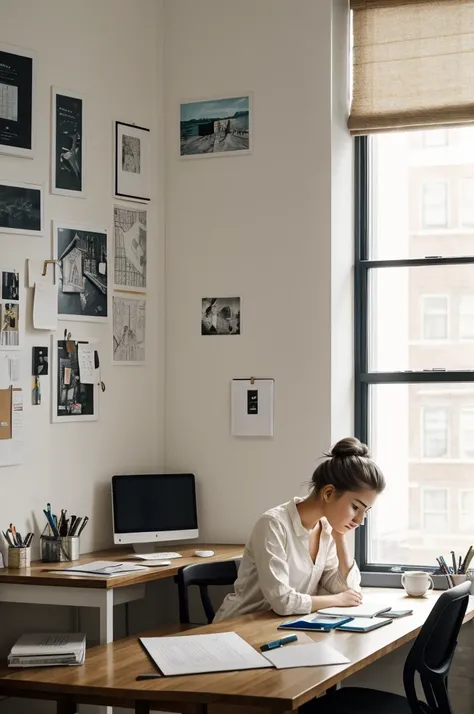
[335,617,393,633]
[278,614,354,632]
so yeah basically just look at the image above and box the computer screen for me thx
[111,473,198,545]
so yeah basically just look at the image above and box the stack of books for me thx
[8,633,86,667]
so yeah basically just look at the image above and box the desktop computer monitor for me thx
[111,473,198,551]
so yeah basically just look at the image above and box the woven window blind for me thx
[350,0,474,135]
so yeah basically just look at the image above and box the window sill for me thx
[360,571,454,590]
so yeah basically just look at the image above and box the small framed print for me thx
[51,86,85,197]
[180,94,252,159]
[0,180,43,235]
[114,121,150,203]
[0,42,36,159]
[51,337,98,423]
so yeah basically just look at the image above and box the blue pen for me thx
[260,635,297,652]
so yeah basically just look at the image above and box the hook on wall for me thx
[42,260,59,277]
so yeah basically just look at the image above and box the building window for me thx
[421,295,448,340]
[355,128,474,574]
[422,408,449,458]
[459,490,474,532]
[422,489,449,531]
[422,129,448,148]
[460,179,474,227]
[459,295,474,340]
[422,181,448,228]
[460,409,474,459]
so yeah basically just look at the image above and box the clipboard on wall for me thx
[231,378,274,437]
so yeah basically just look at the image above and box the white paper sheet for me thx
[9,356,20,383]
[0,388,23,467]
[262,643,350,669]
[77,344,95,384]
[231,379,274,437]
[318,596,393,618]
[140,632,272,676]
[33,283,57,331]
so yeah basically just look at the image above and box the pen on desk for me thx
[136,673,161,680]
[260,635,297,652]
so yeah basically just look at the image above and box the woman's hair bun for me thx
[330,437,370,459]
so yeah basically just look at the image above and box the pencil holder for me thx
[40,535,62,563]
[60,536,80,562]
[8,547,31,569]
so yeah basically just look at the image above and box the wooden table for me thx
[1,588,472,714]
[0,543,243,644]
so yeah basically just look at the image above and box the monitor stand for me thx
[132,543,157,555]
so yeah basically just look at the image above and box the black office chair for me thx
[308,581,471,714]
[175,559,241,625]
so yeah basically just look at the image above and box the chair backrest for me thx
[175,559,240,625]
[403,581,471,714]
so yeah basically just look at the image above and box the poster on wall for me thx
[0,42,35,158]
[54,221,108,322]
[0,269,20,348]
[114,121,150,203]
[180,94,252,158]
[51,338,98,423]
[0,180,43,235]
[51,87,85,197]
[201,297,241,335]
[113,205,147,292]
[112,295,146,364]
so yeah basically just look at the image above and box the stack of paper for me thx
[8,633,86,668]
[51,561,149,578]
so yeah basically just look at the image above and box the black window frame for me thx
[354,134,474,575]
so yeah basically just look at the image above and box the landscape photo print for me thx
[180,95,251,158]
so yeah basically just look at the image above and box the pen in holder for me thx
[8,546,31,569]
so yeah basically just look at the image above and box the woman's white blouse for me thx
[214,497,361,621]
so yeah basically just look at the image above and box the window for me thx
[459,295,474,340]
[460,179,474,227]
[422,129,448,148]
[422,408,449,458]
[459,490,474,532]
[421,295,448,340]
[422,182,448,228]
[355,128,474,574]
[460,409,474,459]
[422,489,449,531]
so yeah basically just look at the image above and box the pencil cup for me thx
[451,574,468,586]
[40,535,62,563]
[8,547,31,569]
[60,536,80,562]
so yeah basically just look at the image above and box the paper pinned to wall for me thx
[231,378,275,437]
[77,343,95,384]
[9,355,20,383]
[0,388,23,467]
[33,283,57,331]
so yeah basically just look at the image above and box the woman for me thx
[214,437,385,621]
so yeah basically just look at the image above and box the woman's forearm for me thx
[310,594,340,612]
[333,534,354,579]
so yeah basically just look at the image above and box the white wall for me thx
[164,0,353,543]
[0,1,164,707]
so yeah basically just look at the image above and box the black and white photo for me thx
[201,297,241,335]
[52,338,97,423]
[113,205,147,292]
[180,95,251,158]
[0,303,19,347]
[32,346,48,376]
[54,221,108,322]
[51,87,84,197]
[115,121,150,202]
[2,270,19,301]
[0,43,35,158]
[113,296,146,364]
[0,180,42,235]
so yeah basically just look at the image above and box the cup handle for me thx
[401,574,406,588]
[427,576,434,590]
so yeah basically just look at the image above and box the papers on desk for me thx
[262,642,350,669]
[140,632,272,676]
[50,561,149,578]
[8,632,86,667]
[318,597,392,619]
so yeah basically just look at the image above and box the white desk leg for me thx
[93,590,114,714]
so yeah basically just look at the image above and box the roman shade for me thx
[350,0,474,135]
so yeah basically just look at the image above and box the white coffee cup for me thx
[401,571,434,597]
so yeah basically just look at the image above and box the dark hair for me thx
[310,437,385,496]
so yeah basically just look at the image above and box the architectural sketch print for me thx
[113,206,147,291]
[122,134,140,173]
[113,296,146,364]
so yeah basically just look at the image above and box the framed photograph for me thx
[51,87,85,197]
[201,297,241,335]
[0,268,20,349]
[180,94,252,159]
[32,346,48,376]
[53,221,108,322]
[112,295,146,364]
[51,337,98,423]
[114,121,150,203]
[113,205,147,292]
[0,42,35,158]
[0,180,43,235]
